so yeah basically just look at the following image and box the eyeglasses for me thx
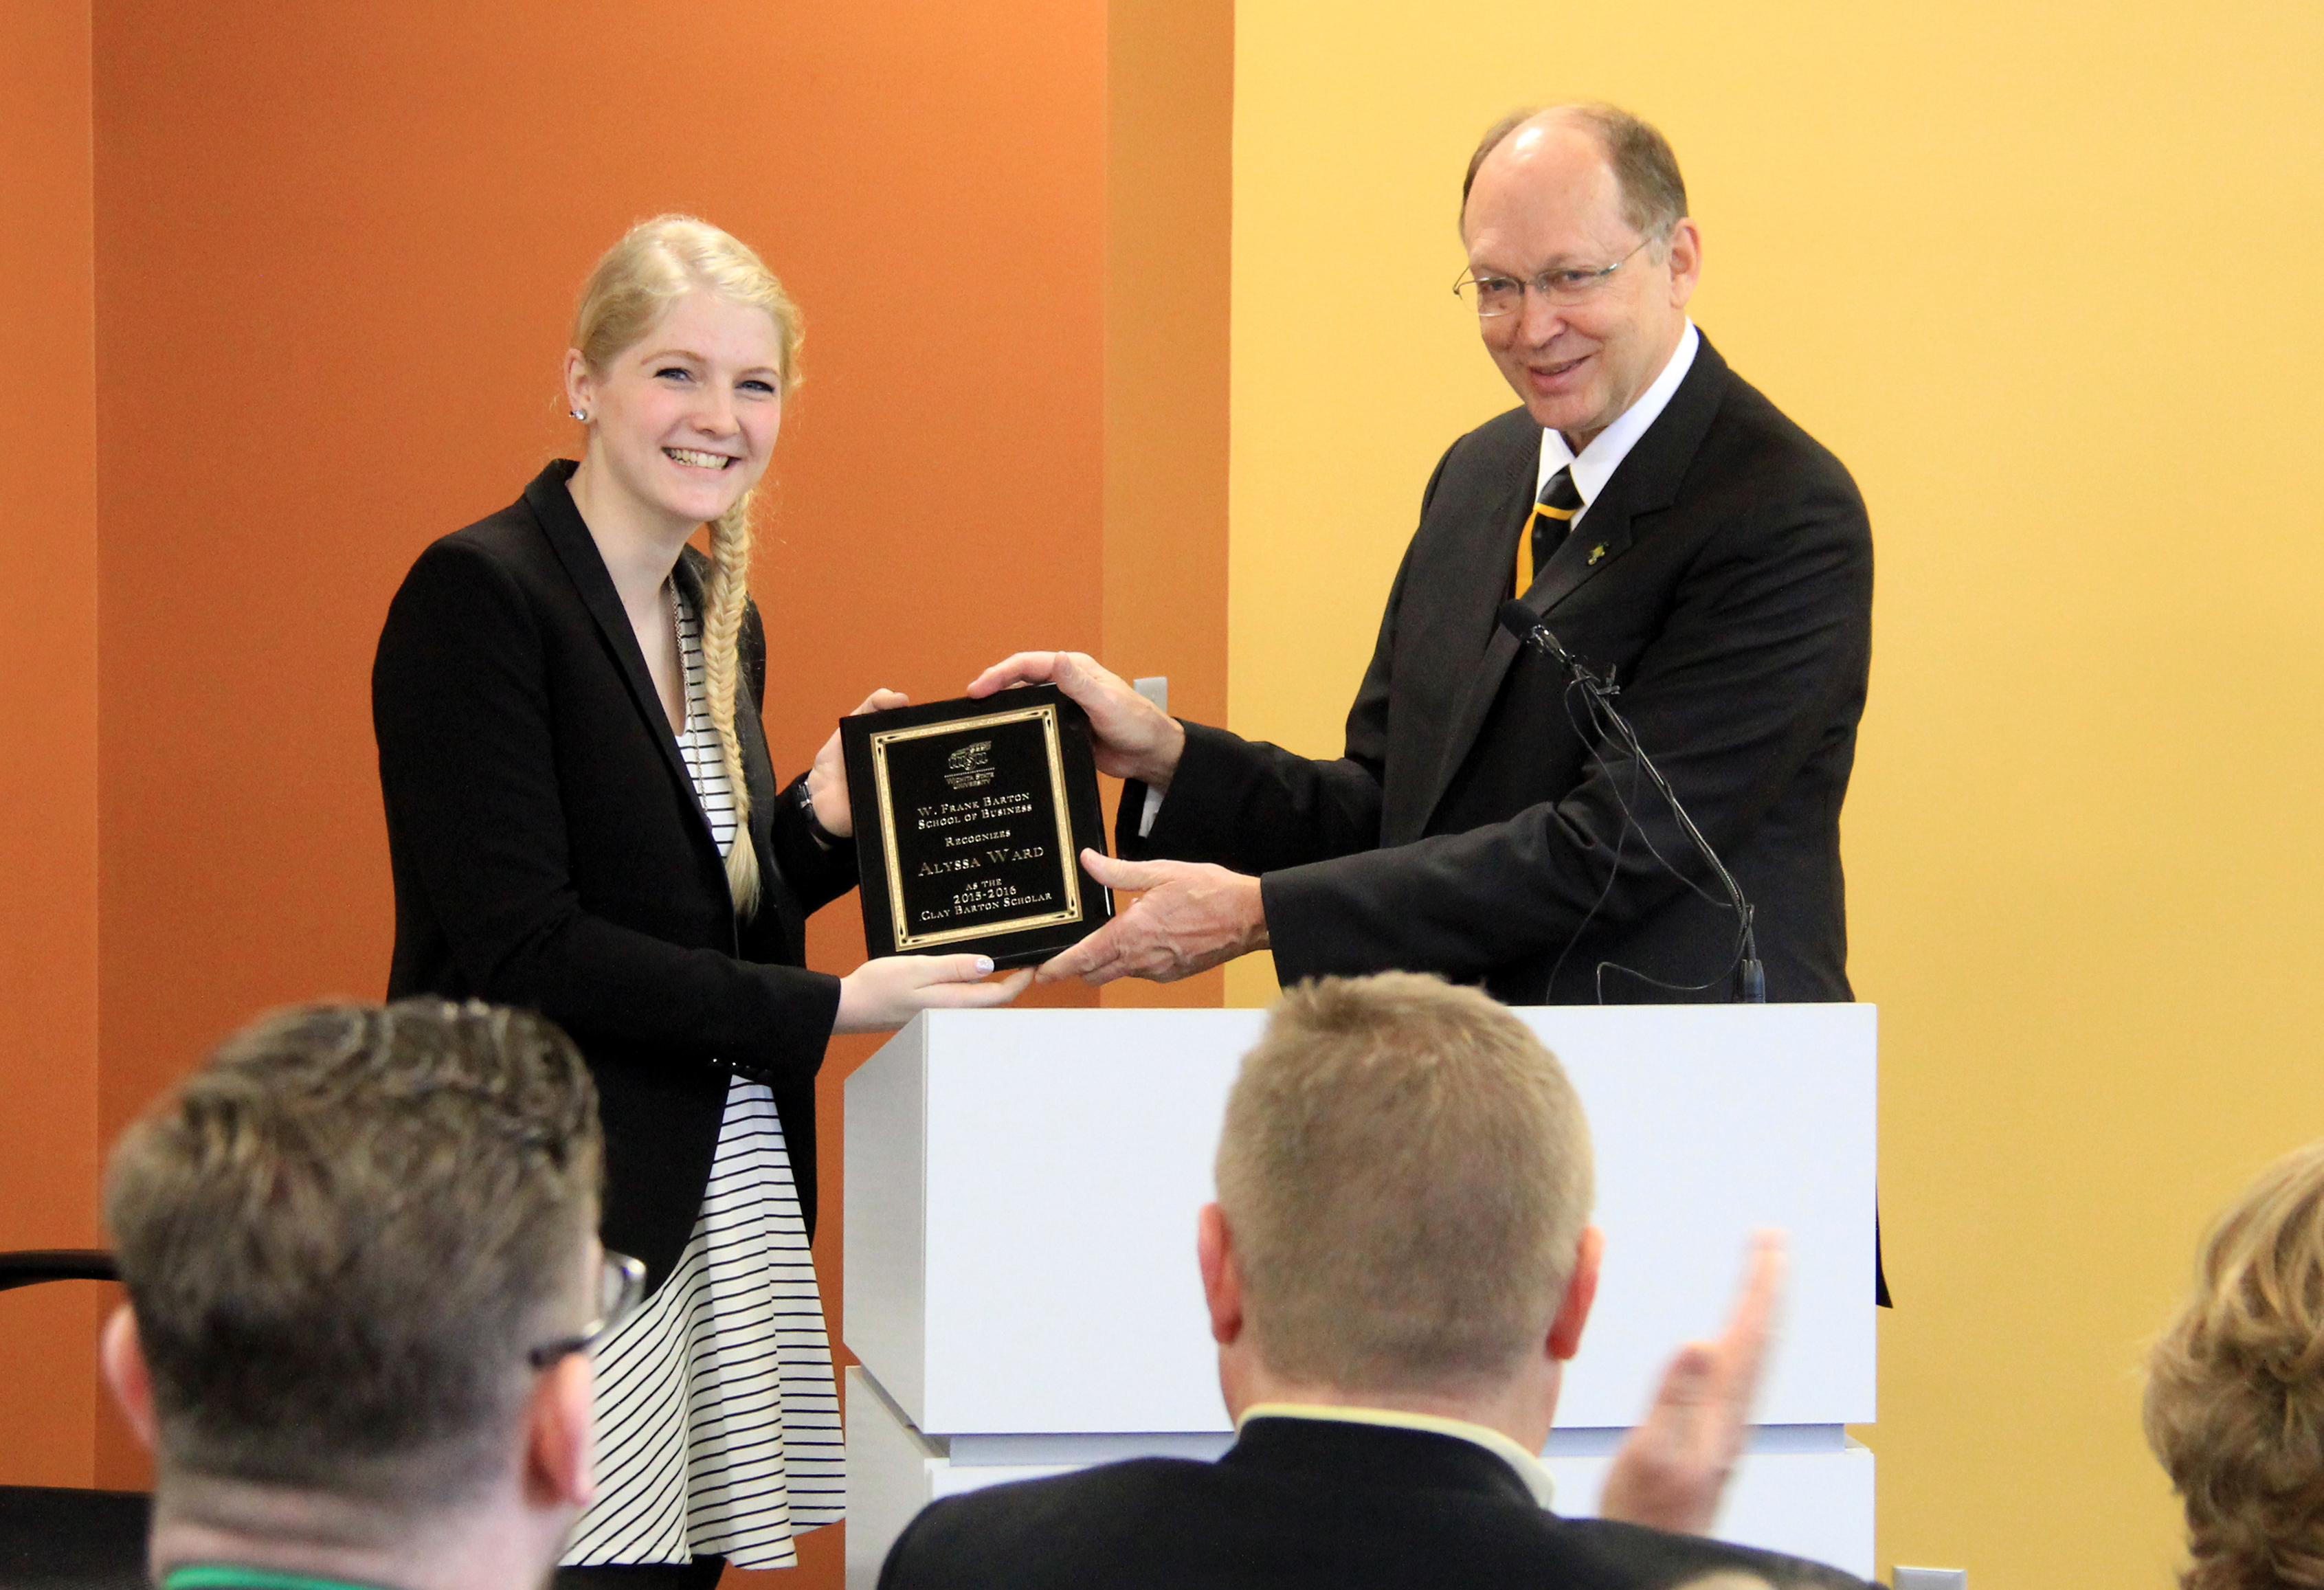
[1453,237,1654,317]
[527,1251,646,1369]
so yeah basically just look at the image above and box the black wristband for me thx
[794,776,841,851]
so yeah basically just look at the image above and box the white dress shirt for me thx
[1536,318,1699,530]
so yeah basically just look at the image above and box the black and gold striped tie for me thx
[1516,467,1582,596]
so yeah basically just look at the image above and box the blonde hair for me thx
[570,214,803,917]
[2147,1139,2324,1590]
[1216,974,1594,1394]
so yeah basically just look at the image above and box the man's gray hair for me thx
[1462,101,1690,243]
[105,999,602,1510]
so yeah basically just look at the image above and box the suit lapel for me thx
[1523,499,1635,613]
[1422,473,1532,820]
[1537,335,1731,615]
[1378,446,1534,843]
[522,464,719,858]
[1418,337,1734,831]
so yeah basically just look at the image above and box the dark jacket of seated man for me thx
[879,1410,1867,1589]
[877,975,1873,1590]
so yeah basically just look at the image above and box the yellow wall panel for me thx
[1230,1,2324,1580]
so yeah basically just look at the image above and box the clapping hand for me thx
[1599,1231,1785,1534]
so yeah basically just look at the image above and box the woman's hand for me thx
[806,688,908,838]
[834,954,1036,1034]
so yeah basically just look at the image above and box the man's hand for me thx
[807,688,909,838]
[1038,851,1267,985]
[967,652,1185,790]
[1598,1232,1785,1536]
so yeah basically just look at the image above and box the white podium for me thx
[843,1005,1877,1585]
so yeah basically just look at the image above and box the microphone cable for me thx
[1498,599,1765,1004]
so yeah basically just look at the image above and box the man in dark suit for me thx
[971,102,1871,1003]
[876,974,1872,1590]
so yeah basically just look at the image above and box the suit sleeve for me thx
[1262,468,1872,985]
[765,775,860,917]
[373,539,840,1073]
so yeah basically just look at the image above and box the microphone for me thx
[1497,600,1766,1003]
[1497,599,1578,671]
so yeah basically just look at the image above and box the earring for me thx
[570,408,589,422]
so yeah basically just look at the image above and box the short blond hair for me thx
[2146,1139,2324,1590]
[1216,974,1593,1393]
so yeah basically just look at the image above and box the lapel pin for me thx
[1588,544,1608,566]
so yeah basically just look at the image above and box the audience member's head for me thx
[2146,1138,2324,1590]
[1201,972,1602,1430]
[102,998,608,1589]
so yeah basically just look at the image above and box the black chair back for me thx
[0,1252,148,1589]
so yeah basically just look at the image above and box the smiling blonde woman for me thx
[372,215,1028,1587]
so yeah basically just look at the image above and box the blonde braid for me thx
[704,492,761,917]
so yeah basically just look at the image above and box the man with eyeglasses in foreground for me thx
[99,999,632,1590]
[972,102,1872,1008]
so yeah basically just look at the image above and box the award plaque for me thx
[842,686,1115,966]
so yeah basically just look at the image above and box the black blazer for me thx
[372,461,857,1287]
[878,1416,1875,1590]
[1126,337,1872,1003]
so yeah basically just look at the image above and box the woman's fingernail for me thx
[974,956,995,976]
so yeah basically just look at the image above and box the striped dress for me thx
[560,581,845,1568]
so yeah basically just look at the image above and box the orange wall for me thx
[67,1,1229,1582]
[88,0,1110,1151]
[0,0,104,1492]
[1098,0,1233,1011]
